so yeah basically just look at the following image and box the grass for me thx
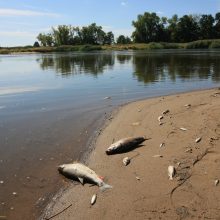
[1,39,220,54]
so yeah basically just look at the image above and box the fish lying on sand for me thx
[168,165,175,180]
[106,137,147,155]
[58,163,112,191]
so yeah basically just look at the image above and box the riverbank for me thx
[1,39,220,54]
[42,88,220,220]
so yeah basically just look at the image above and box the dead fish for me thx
[91,194,97,205]
[162,109,169,115]
[152,155,163,158]
[184,104,191,107]
[180,127,187,131]
[158,115,163,122]
[58,163,112,191]
[123,157,130,166]
[106,137,147,155]
[195,137,202,143]
[168,165,175,180]
[215,179,219,186]
[136,176,140,180]
[160,143,165,148]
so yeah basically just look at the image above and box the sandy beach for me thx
[43,88,220,220]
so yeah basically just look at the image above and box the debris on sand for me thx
[123,157,130,166]
[168,166,175,180]
[58,163,112,191]
[180,127,187,131]
[106,137,147,155]
[184,104,191,108]
[160,143,165,148]
[136,176,140,181]
[195,137,202,143]
[158,116,163,122]
[132,122,140,126]
[91,194,97,205]
[162,109,170,115]
[152,155,163,158]
[215,179,219,186]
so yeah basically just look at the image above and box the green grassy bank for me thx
[1,39,220,54]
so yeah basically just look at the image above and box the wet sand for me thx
[43,88,220,220]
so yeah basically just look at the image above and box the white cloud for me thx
[102,25,134,38]
[0,31,36,37]
[156,11,164,15]
[0,8,60,17]
[121,2,126,6]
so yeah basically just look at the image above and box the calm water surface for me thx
[0,50,220,219]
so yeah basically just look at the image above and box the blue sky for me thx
[0,0,219,46]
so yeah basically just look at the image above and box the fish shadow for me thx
[106,144,145,155]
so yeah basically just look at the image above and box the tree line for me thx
[36,12,220,46]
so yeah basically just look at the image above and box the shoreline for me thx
[42,88,220,219]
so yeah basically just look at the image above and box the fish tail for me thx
[100,182,113,192]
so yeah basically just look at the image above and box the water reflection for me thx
[37,51,220,82]
[37,53,115,77]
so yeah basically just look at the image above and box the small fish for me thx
[215,179,219,186]
[180,127,187,131]
[158,116,163,122]
[136,176,140,180]
[168,166,175,180]
[195,137,202,143]
[184,104,191,108]
[160,143,165,148]
[91,194,97,205]
[152,155,163,158]
[106,137,147,155]
[123,157,130,166]
[58,163,112,191]
[162,110,169,115]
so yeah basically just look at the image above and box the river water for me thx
[0,50,220,219]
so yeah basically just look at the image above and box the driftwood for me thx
[45,204,72,220]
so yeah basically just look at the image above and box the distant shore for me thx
[42,88,220,220]
[1,39,220,54]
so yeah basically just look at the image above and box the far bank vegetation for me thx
[1,12,220,54]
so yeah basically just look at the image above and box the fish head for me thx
[58,164,65,172]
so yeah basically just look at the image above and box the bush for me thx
[209,41,220,48]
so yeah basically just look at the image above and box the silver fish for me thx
[168,165,175,180]
[58,163,112,191]
[180,127,187,131]
[106,137,146,155]
[91,194,97,205]
[195,137,202,143]
[152,155,163,158]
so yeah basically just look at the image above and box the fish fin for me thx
[78,177,84,185]
[100,183,113,192]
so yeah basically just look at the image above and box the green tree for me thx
[132,12,165,43]
[33,41,40,47]
[37,33,48,46]
[81,23,106,45]
[167,14,179,42]
[104,31,114,45]
[199,14,214,39]
[175,15,199,42]
[214,12,220,38]
[52,25,74,46]
[116,35,131,44]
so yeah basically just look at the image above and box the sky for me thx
[0,0,219,46]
